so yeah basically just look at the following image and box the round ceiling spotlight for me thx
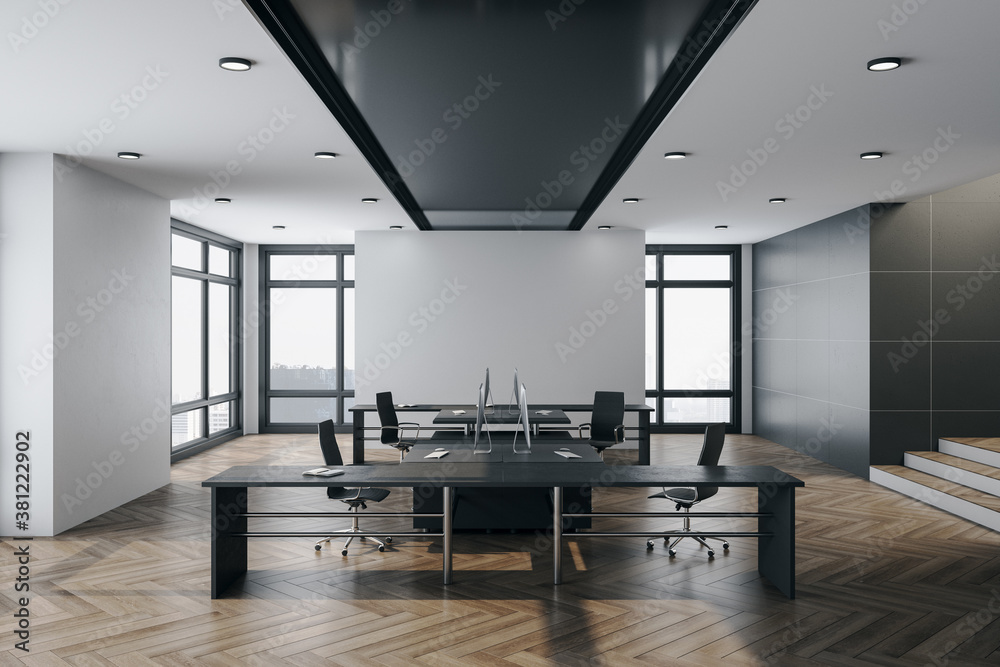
[622,198,639,204]
[867,57,901,72]
[663,152,688,160]
[314,151,339,159]
[389,225,403,230]
[598,225,612,230]
[219,57,252,71]
[361,198,379,204]
[860,152,884,160]
[272,225,285,230]
[715,225,729,230]
[215,198,231,203]
[769,198,786,204]
[117,151,141,160]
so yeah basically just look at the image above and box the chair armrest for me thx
[615,424,625,443]
[578,423,592,439]
[398,422,421,440]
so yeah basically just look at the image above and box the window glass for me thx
[645,254,657,281]
[344,255,355,281]
[662,254,730,281]
[171,408,204,447]
[645,287,657,391]
[172,235,203,271]
[209,245,231,277]
[208,283,231,396]
[270,397,338,424]
[172,276,203,403]
[661,397,731,423]
[344,287,355,390]
[662,288,731,390]
[269,254,337,281]
[208,402,231,434]
[269,288,337,390]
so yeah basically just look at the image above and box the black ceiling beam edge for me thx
[567,0,758,231]
[242,0,432,230]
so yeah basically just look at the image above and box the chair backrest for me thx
[591,391,625,441]
[317,419,344,466]
[375,391,399,444]
[696,423,727,501]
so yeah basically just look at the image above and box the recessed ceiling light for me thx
[215,198,231,203]
[867,57,901,72]
[769,198,786,204]
[272,225,285,230]
[598,225,612,230]
[663,152,688,160]
[361,198,379,204]
[622,198,639,204]
[314,151,339,159]
[389,225,403,230]
[117,151,141,160]
[860,152,884,160]
[219,57,252,71]
[715,225,728,230]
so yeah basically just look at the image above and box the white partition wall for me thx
[355,230,645,407]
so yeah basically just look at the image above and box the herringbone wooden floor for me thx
[3,433,1000,665]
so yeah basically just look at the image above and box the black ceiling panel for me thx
[245,0,756,230]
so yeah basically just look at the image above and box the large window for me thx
[171,222,242,455]
[646,246,740,431]
[260,246,354,431]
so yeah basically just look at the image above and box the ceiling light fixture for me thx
[389,225,403,230]
[219,57,252,71]
[663,152,688,160]
[117,151,141,160]
[715,225,728,230]
[867,57,901,72]
[361,198,379,204]
[769,198,786,204]
[860,152,884,160]
[215,198,231,203]
[314,151,338,159]
[272,225,285,230]
[622,198,639,204]
[598,225,612,230]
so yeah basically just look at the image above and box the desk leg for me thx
[758,484,795,599]
[352,411,365,465]
[553,486,563,584]
[211,486,248,599]
[443,486,453,584]
[638,410,650,465]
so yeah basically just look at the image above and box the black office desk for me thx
[433,407,570,436]
[405,440,599,531]
[204,462,802,599]
[350,403,653,465]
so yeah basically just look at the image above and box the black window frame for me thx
[646,244,741,433]
[259,245,355,433]
[170,220,243,460]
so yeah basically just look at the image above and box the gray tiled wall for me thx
[869,174,1000,465]
[753,206,871,478]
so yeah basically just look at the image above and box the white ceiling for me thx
[3,0,1000,245]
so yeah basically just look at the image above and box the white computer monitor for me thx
[512,382,531,454]
[506,367,520,415]
[484,367,493,414]
[474,381,491,453]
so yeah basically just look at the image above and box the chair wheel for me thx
[315,545,322,551]
[385,537,392,544]
[378,545,385,552]
[668,549,677,557]
[708,550,715,558]
[341,549,348,556]
[663,537,670,544]
[646,541,654,550]
[723,542,730,550]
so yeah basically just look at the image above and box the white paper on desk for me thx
[424,451,449,458]
[554,451,581,459]
[536,410,552,415]
[452,410,466,414]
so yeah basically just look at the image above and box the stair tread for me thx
[873,465,1000,512]
[943,437,1000,453]
[907,451,1000,480]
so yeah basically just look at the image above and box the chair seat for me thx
[648,487,697,505]
[328,487,390,503]
[588,439,618,450]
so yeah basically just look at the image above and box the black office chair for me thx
[646,423,729,557]
[579,391,625,459]
[375,391,420,461]
[314,420,392,556]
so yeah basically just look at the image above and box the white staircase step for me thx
[870,465,1000,532]
[939,437,1000,468]
[904,451,1000,497]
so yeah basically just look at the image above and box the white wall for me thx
[355,230,645,410]
[50,159,171,533]
[0,154,56,535]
